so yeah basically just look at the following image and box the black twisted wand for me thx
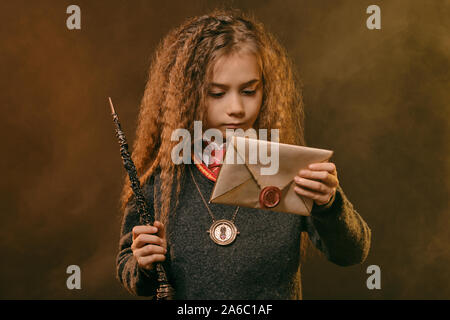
[108,97,175,300]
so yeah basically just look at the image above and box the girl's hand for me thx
[131,221,167,271]
[294,162,339,206]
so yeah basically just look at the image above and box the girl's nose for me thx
[226,94,245,118]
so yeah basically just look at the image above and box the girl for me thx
[116,8,371,299]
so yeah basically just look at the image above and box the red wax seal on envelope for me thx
[259,186,281,208]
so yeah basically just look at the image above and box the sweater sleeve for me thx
[115,176,159,297]
[303,184,371,266]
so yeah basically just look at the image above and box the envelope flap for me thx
[232,136,333,190]
[210,161,254,200]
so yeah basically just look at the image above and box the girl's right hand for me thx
[131,221,167,271]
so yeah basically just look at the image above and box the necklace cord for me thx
[188,165,239,223]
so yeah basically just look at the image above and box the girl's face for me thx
[205,50,263,138]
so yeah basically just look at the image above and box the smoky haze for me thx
[0,0,448,299]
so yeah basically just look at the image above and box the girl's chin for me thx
[222,127,259,138]
[222,127,245,134]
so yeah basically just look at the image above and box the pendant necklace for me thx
[188,165,240,246]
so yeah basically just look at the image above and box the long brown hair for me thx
[120,8,310,260]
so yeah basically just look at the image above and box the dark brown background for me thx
[0,0,448,299]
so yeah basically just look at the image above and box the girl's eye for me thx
[208,90,256,98]
[209,92,225,98]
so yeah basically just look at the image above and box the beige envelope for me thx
[209,136,333,216]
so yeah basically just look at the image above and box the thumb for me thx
[153,220,166,241]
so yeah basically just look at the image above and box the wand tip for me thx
[108,97,116,114]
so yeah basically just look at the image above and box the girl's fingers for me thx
[132,225,158,240]
[132,234,165,250]
[294,186,334,205]
[137,254,166,270]
[134,244,167,259]
[308,162,337,174]
[294,176,332,195]
[297,170,338,188]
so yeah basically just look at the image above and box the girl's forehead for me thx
[208,51,261,85]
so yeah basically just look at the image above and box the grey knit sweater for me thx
[116,164,371,299]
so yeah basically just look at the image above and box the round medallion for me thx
[207,219,239,246]
[259,186,281,208]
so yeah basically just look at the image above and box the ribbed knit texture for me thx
[116,164,371,299]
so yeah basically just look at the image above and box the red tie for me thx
[208,146,225,178]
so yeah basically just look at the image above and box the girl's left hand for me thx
[294,162,339,206]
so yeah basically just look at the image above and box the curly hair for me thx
[120,8,310,261]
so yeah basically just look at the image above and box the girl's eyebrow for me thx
[209,79,260,89]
